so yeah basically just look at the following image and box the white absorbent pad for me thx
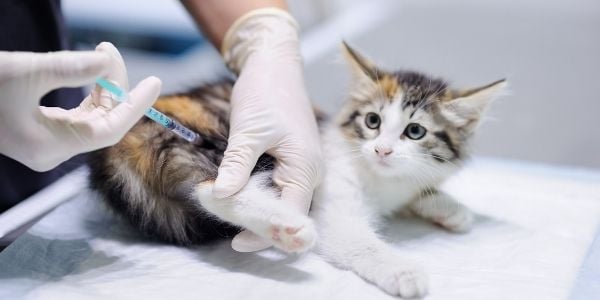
[0,158,599,300]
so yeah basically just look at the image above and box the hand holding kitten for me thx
[216,9,323,251]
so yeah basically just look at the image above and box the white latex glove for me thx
[0,42,161,171]
[218,8,323,252]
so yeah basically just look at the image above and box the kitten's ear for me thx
[341,41,382,82]
[443,79,507,132]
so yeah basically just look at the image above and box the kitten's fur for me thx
[89,43,505,298]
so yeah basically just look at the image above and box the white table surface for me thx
[0,158,599,300]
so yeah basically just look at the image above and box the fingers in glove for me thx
[271,151,322,215]
[231,230,273,252]
[34,51,110,94]
[94,42,129,90]
[213,135,265,198]
[92,42,130,109]
[99,76,161,145]
[280,185,314,215]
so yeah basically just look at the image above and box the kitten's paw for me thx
[376,263,428,298]
[433,206,473,233]
[269,216,317,253]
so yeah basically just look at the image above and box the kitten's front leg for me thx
[408,189,473,233]
[312,196,428,298]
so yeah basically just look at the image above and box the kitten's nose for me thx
[374,146,393,157]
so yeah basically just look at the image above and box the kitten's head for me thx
[337,42,506,178]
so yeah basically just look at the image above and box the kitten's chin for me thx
[371,167,399,177]
[364,155,433,179]
[363,158,407,178]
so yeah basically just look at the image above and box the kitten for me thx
[310,43,505,297]
[89,42,505,298]
[89,83,318,252]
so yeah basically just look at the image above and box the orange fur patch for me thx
[378,76,400,99]
[115,95,219,183]
[154,96,225,137]
[119,132,153,182]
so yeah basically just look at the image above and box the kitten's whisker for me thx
[413,164,439,190]
[416,82,449,113]
[431,83,448,100]
[403,155,466,212]
[406,152,461,170]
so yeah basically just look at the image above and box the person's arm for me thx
[181,0,286,49]
[181,1,324,252]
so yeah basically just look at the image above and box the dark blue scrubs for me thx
[0,0,86,212]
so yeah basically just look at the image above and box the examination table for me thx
[0,158,598,300]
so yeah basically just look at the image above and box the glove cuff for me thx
[220,8,300,75]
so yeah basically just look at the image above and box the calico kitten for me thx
[310,43,505,297]
[88,82,316,252]
[89,42,505,298]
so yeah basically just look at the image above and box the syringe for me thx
[96,78,200,143]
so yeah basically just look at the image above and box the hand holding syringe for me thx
[96,78,200,143]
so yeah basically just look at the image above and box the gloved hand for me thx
[0,42,161,171]
[218,8,323,252]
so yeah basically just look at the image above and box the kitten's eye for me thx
[364,112,381,129]
[404,123,427,140]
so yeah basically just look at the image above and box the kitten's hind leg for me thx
[408,190,473,233]
[194,173,316,253]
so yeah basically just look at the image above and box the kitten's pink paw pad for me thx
[268,219,317,253]
[271,230,281,241]
[285,227,300,234]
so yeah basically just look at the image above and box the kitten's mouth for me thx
[375,159,392,167]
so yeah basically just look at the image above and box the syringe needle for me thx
[95,78,200,143]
